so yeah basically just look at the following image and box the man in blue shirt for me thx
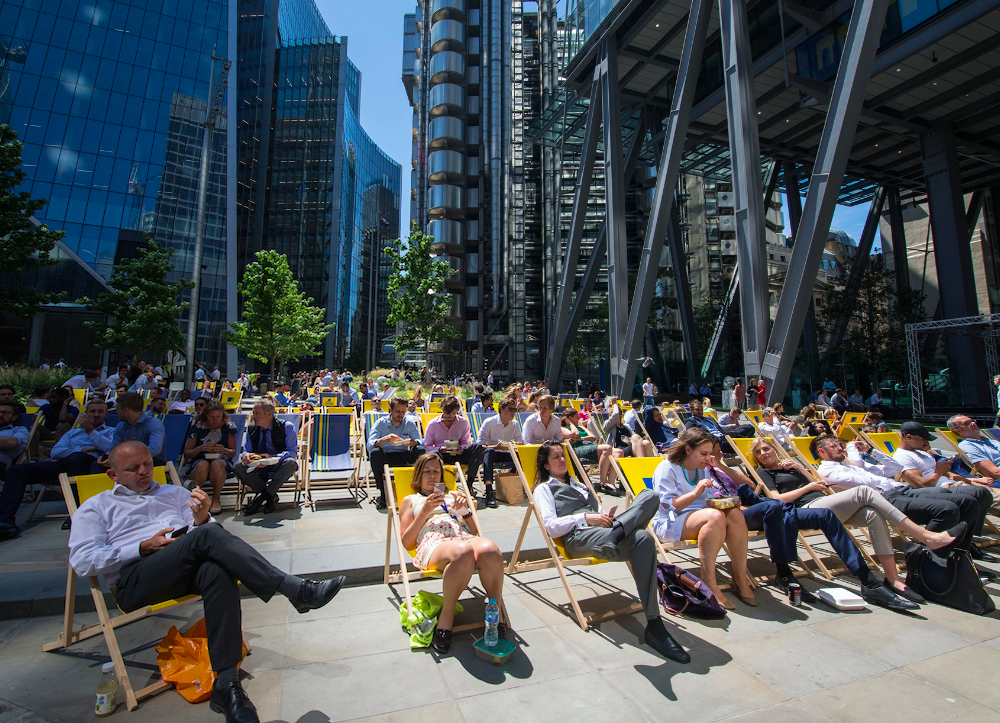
[685,399,755,452]
[358,382,376,400]
[236,400,299,515]
[339,381,361,407]
[92,392,166,472]
[0,399,115,540]
[0,401,30,482]
[367,397,424,509]
[471,391,495,414]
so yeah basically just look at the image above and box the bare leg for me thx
[208,459,228,512]
[896,517,961,551]
[189,461,209,491]
[425,540,476,630]
[680,508,729,605]
[470,538,504,608]
[630,435,645,457]
[723,508,754,597]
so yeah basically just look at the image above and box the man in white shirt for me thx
[522,395,563,444]
[718,408,741,427]
[105,365,128,390]
[845,438,904,478]
[869,390,883,407]
[129,370,158,393]
[622,399,643,434]
[476,397,522,507]
[486,371,494,389]
[813,432,990,562]
[534,442,688,664]
[210,366,221,381]
[757,406,792,448]
[194,364,206,382]
[64,370,101,391]
[848,389,865,408]
[68,442,344,722]
[169,389,196,414]
[642,378,655,406]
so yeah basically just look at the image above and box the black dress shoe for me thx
[432,627,452,654]
[61,518,72,531]
[884,580,925,604]
[777,574,819,605]
[242,493,266,516]
[971,544,1000,564]
[860,582,919,611]
[375,496,387,511]
[979,568,998,583]
[485,488,498,508]
[0,523,21,542]
[643,628,691,664]
[261,493,279,514]
[497,621,508,640]
[209,680,259,723]
[289,576,345,614]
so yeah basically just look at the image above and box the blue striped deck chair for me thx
[162,413,192,469]
[469,411,498,442]
[464,396,477,413]
[983,428,1000,443]
[429,392,447,405]
[515,412,533,431]
[361,411,388,489]
[381,386,399,400]
[305,412,359,506]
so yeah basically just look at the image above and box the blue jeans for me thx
[741,499,866,575]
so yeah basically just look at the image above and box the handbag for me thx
[903,542,996,615]
[655,562,727,619]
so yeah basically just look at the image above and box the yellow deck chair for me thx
[427,401,443,414]
[858,430,903,456]
[837,421,859,441]
[220,389,241,413]
[569,399,586,411]
[71,387,87,408]
[420,412,439,435]
[789,436,822,469]
[744,409,763,429]
[41,463,243,711]
[323,405,356,415]
[505,443,645,630]
[383,463,509,633]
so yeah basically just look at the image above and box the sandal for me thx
[498,622,508,640]
[209,504,223,516]
[432,627,452,654]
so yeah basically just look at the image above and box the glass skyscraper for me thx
[1,0,399,374]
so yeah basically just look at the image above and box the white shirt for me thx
[487,374,494,386]
[106,373,123,388]
[68,482,215,588]
[817,459,903,493]
[129,375,158,392]
[478,415,523,447]
[758,420,791,447]
[893,448,946,487]
[210,370,221,380]
[534,477,603,538]
[170,398,195,413]
[846,442,903,477]
[522,412,563,444]
[849,394,864,406]
[64,374,88,390]
[817,393,831,405]
[719,413,740,426]
[622,409,639,433]
[642,382,654,396]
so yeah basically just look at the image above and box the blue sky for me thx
[780,194,877,251]
[315,0,416,232]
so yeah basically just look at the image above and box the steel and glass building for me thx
[1,0,399,373]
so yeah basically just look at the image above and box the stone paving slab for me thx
[0,556,998,723]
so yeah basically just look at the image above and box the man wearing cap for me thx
[894,421,997,565]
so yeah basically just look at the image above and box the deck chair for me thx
[837,421,859,441]
[304,412,359,506]
[167,381,184,401]
[428,401,443,414]
[230,414,301,510]
[569,399,586,411]
[220,389,241,413]
[982,427,1000,443]
[515,412,533,431]
[162,413,193,470]
[359,411,388,491]
[70,388,87,408]
[420,412,440,435]
[744,409,763,429]
[41,463,233,711]
[505,443,646,630]
[857,430,903,456]
[383,462,510,633]
[934,430,1000,535]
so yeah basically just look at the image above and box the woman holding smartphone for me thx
[398,452,505,654]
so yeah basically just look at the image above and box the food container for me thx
[707,496,740,510]
[473,637,515,665]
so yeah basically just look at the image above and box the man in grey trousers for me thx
[532,441,689,663]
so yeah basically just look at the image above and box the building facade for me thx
[1,0,399,374]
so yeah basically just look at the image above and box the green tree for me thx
[384,228,459,364]
[566,339,589,390]
[81,237,194,357]
[223,250,333,382]
[0,124,66,316]
[818,255,926,389]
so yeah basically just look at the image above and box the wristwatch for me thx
[461,509,473,518]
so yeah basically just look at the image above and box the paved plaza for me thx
[0,491,999,723]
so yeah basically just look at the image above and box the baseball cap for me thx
[899,421,931,440]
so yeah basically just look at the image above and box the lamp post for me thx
[184,53,232,387]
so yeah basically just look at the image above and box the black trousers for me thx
[437,443,484,483]
[115,523,285,672]
[0,453,96,526]
[369,446,425,497]
[883,485,991,551]
[482,448,513,482]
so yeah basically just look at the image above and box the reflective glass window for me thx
[36,146,60,183]
[66,183,88,222]
[68,20,90,52]
[85,26,107,56]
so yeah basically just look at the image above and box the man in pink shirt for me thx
[423,395,484,482]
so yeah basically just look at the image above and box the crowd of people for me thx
[2,362,999,723]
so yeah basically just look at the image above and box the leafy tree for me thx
[81,236,194,357]
[223,250,333,382]
[0,124,66,316]
[384,228,459,364]
[817,254,926,390]
[566,339,589,390]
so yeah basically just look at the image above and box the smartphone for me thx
[434,482,448,497]
[170,525,189,539]
[608,505,618,519]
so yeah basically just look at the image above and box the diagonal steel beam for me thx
[603,36,632,396]
[544,72,603,387]
[722,0,771,378]
[616,0,714,398]
[824,185,887,354]
[887,185,910,290]
[761,0,892,403]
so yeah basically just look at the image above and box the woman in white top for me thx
[399,453,505,653]
[651,428,755,609]
[522,395,563,443]
[757,407,792,448]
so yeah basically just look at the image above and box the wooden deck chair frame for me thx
[41,463,251,711]
[382,462,510,633]
[761,436,884,575]
[505,442,645,631]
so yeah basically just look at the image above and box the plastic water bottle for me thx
[484,598,499,647]
[95,662,118,717]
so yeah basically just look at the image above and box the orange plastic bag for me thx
[155,618,246,703]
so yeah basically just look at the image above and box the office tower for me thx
[0,0,399,373]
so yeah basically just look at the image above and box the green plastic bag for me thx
[399,591,464,649]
